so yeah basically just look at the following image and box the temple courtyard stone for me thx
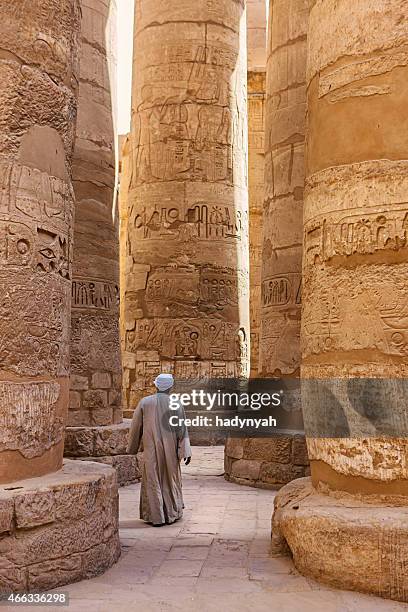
[21,449,407,611]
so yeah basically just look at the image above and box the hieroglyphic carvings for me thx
[72,279,119,311]
[123,0,250,411]
[70,0,121,428]
[0,382,63,459]
[260,0,308,377]
[303,0,408,489]
[0,0,80,483]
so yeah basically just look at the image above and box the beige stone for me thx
[226,0,310,490]
[244,438,292,464]
[121,0,250,412]
[272,478,408,601]
[15,491,56,529]
[0,461,120,595]
[273,0,408,603]
[69,0,123,430]
[231,459,262,481]
[0,1,81,483]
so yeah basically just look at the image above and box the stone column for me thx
[64,0,139,487]
[272,0,408,601]
[123,0,250,419]
[225,0,310,488]
[0,0,120,593]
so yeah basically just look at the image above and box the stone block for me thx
[109,389,121,409]
[83,389,108,411]
[225,437,244,459]
[69,390,81,410]
[71,375,89,391]
[0,498,14,534]
[272,478,408,601]
[90,406,113,427]
[0,462,119,594]
[64,428,94,457]
[259,462,305,487]
[231,459,262,481]
[28,554,83,591]
[292,435,309,466]
[244,437,292,464]
[91,372,112,389]
[122,351,136,369]
[93,424,129,456]
[15,491,55,529]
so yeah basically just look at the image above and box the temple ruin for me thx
[63,0,139,486]
[272,0,408,600]
[0,0,120,593]
[121,0,250,416]
[0,0,407,604]
[225,0,309,488]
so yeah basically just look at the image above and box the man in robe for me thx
[127,373,192,526]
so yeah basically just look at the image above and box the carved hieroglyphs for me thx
[303,0,408,492]
[272,0,408,601]
[70,0,122,428]
[123,0,250,410]
[260,0,308,378]
[227,0,310,490]
[0,1,81,483]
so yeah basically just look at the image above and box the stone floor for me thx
[18,448,408,611]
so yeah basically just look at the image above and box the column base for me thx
[271,477,408,602]
[224,435,309,489]
[64,420,141,486]
[0,460,120,594]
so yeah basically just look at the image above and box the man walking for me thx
[127,373,192,526]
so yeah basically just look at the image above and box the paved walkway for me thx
[49,449,407,610]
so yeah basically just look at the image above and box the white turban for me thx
[154,373,174,392]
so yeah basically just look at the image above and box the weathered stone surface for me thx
[303,0,408,492]
[0,1,80,483]
[0,498,14,535]
[15,491,56,529]
[225,434,309,489]
[0,461,120,595]
[292,435,309,466]
[272,478,408,602]
[244,438,292,463]
[260,0,308,378]
[76,455,141,487]
[70,0,122,430]
[248,72,265,377]
[225,437,244,460]
[231,459,262,481]
[226,0,310,491]
[65,420,133,457]
[121,0,250,413]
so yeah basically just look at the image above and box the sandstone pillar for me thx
[64,0,140,486]
[0,0,79,483]
[225,0,309,488]
[272,0,408,601]
[123,0,250,415]
[0,0,120,593]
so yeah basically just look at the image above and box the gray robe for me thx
[127,392,191,525]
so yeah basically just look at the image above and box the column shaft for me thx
[123,0,250,410]
[0,0,81,483]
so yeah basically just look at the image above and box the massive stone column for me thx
[123,0,250,417]
[272,0,408,601]
[225,0,309,488]
[64,0,140,486]
[0,0,120,593]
